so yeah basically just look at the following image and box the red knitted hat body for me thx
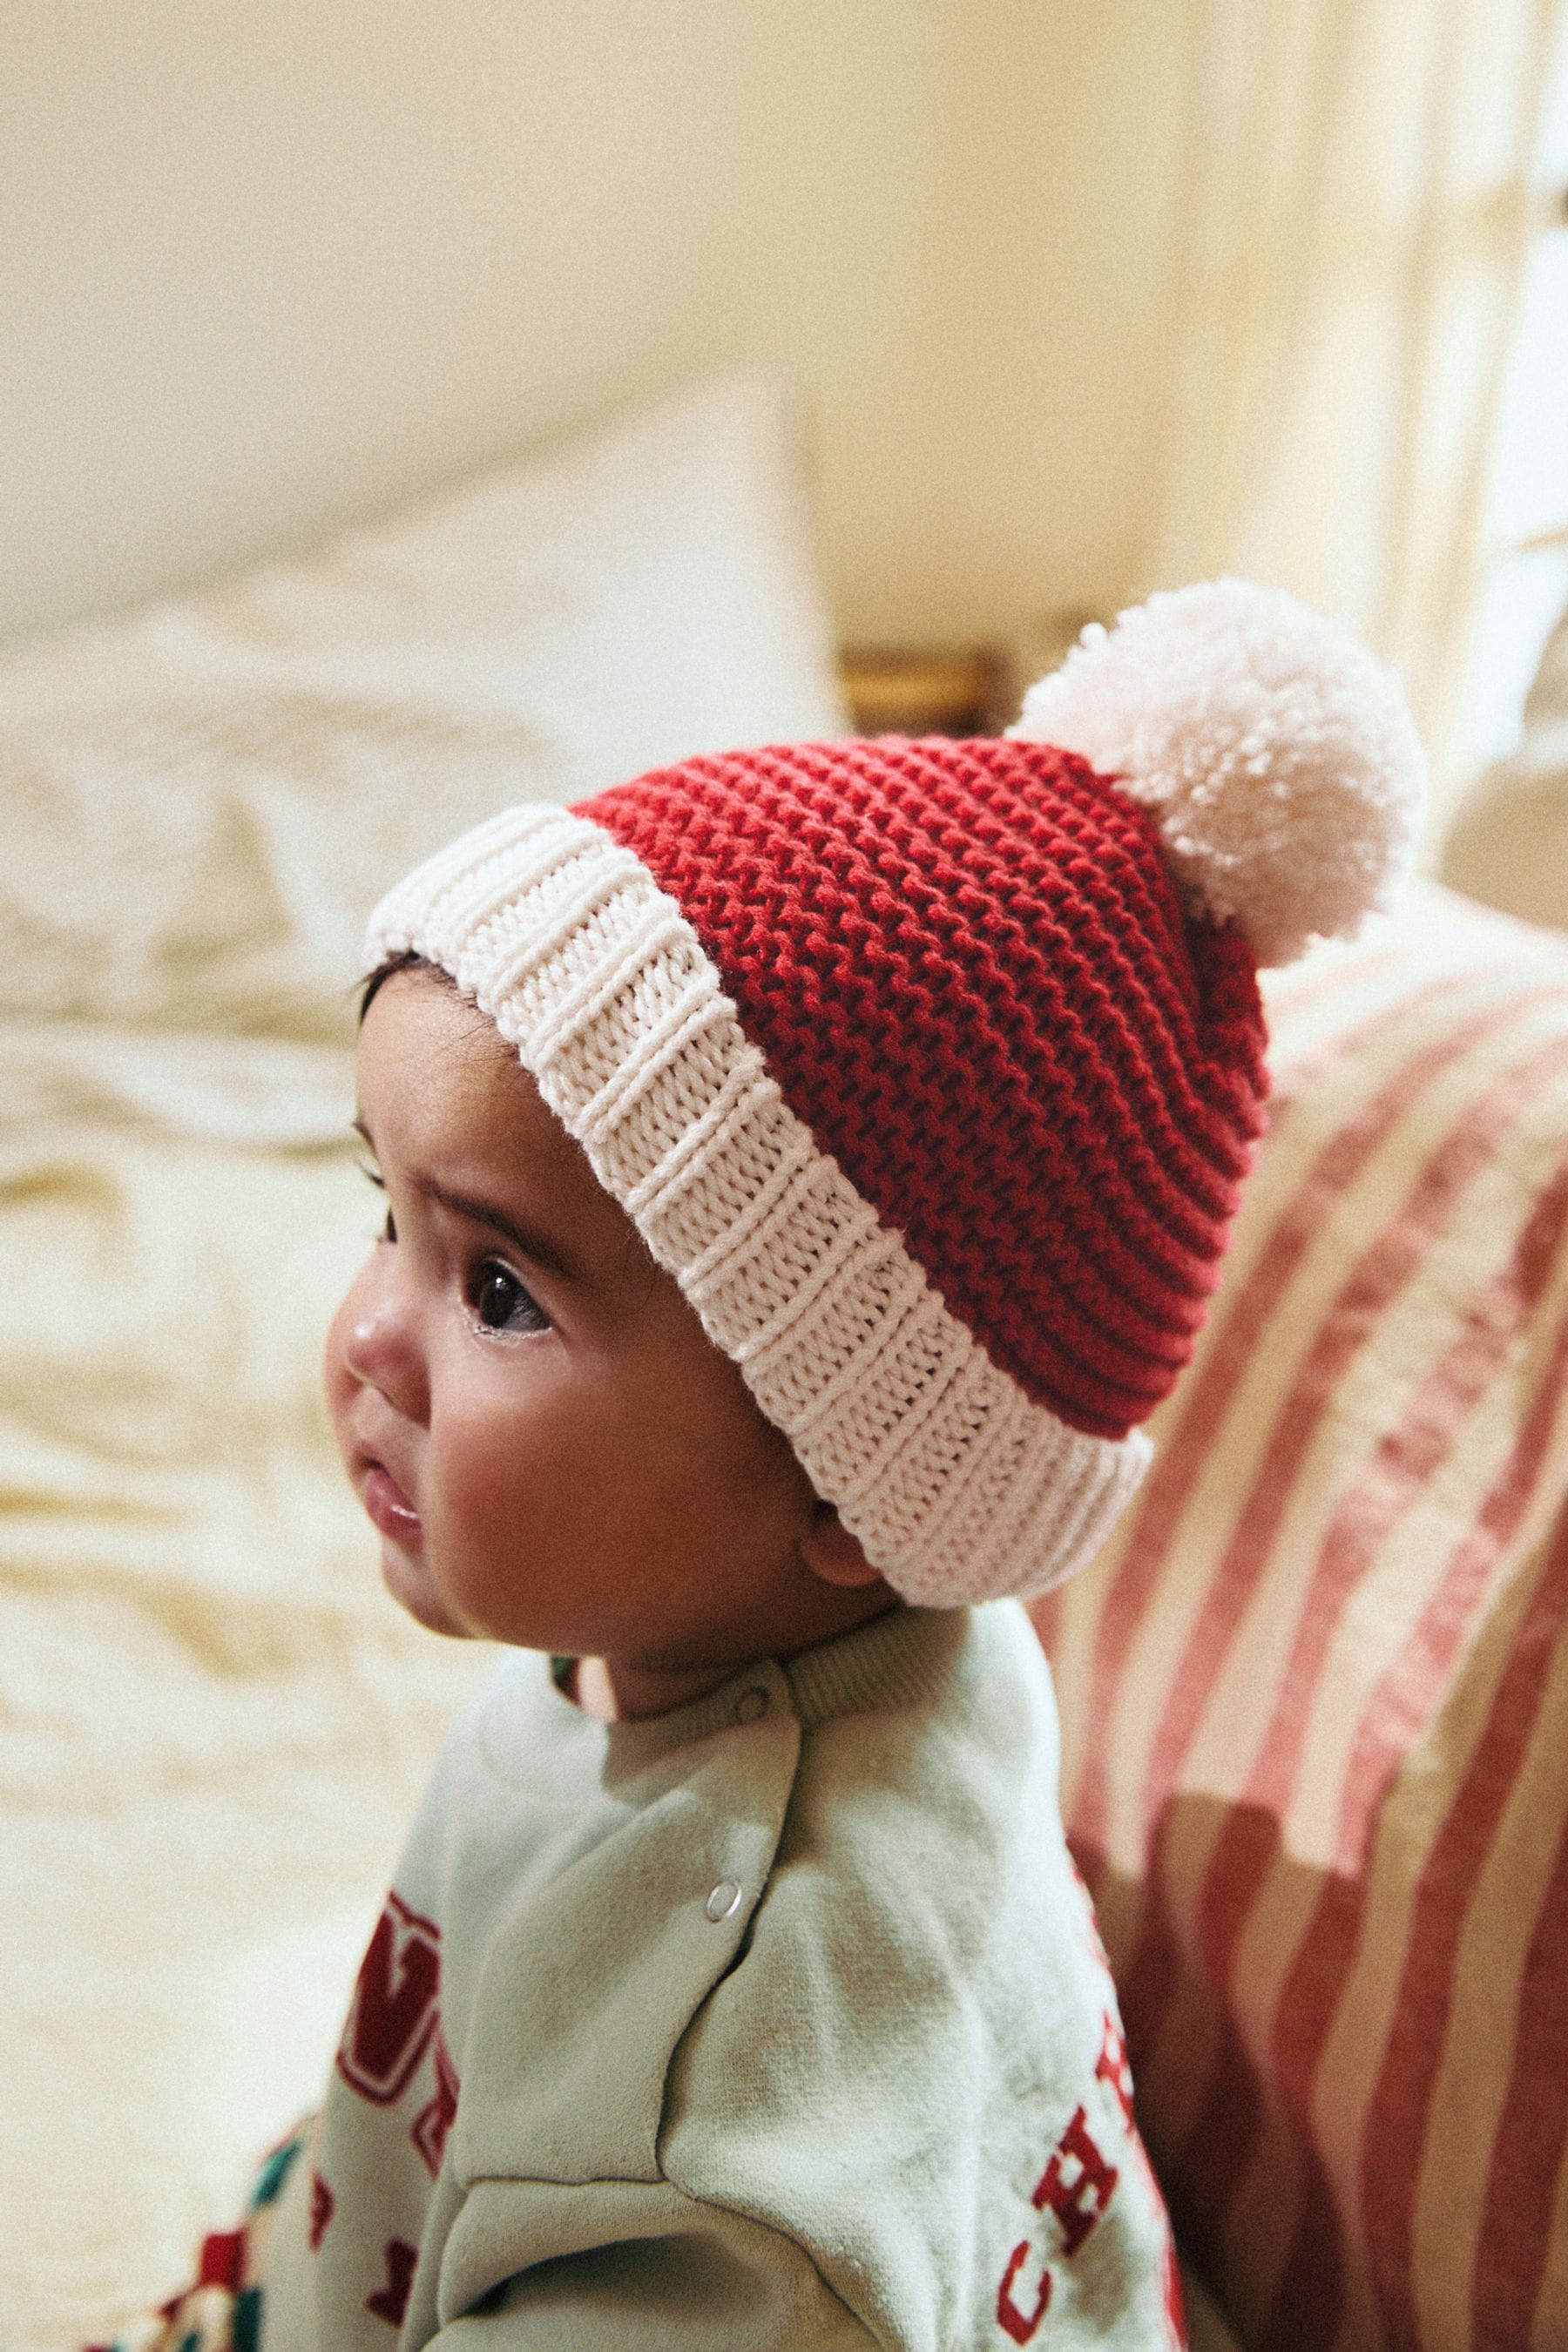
[577,734,1269,1442]
[370,581,1422,1604]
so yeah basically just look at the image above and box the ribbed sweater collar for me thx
[595,1602,974,1774]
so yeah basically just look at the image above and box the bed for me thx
[0,377,849,2349]
[3,373,1568,2352]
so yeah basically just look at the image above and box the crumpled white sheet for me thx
[0,1024,494,2351]
[0,372,853,2350]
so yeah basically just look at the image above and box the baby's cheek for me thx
[426,1416,536,1591]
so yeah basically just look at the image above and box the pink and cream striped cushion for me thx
[1036,882,1568,2352]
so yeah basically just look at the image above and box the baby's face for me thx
[327,970,876,1713]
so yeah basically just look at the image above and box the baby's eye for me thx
[359,1162,395,1245]
[470,1260,549,1335]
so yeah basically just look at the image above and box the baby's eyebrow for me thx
[416,1176,581,1287]
[351,1117,582,1288]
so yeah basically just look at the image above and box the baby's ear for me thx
[801,1501,883,1589]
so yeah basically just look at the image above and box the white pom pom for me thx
[1009,578,1426,967]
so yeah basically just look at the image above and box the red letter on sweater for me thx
[308,2171,335,2253]
[1094,2010,1138,2131]
[996,2240,1053,2343]
[411,2027,460,2178]
[1032,2104,1119,2256]
[365,2238,418,2328]
[336,1890,442,2105]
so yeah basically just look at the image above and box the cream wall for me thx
[1,0,1186,652]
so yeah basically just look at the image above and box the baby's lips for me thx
[361,1459,422,1544]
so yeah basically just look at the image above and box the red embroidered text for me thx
[1032,2103,1119,2256]
[308,2171,335,2253]
[412,2027,460,2178]
[366,2238,419,2328]
[336,1891,442,2105]
[996,2238,1053,2343]
[1094,2011,1137,2132]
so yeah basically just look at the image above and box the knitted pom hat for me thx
[367,578,1424,1608]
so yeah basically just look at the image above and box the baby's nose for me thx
[333,1274,429,1425]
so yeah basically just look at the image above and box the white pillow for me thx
[0,375,848,1041]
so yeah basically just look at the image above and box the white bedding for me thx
[3,1017,498,2340]
[0,377,848,2351]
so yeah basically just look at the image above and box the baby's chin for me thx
[379,1538,475,1641]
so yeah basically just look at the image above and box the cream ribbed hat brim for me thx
[367,801,1149,1606]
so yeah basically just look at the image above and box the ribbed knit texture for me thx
[582,737,1269,1440]
[367,580,1423,1605]
[367,801,1150,1605]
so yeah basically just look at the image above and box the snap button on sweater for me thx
[705,1879,742,1923]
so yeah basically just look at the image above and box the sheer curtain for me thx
[1134,0,1565,818]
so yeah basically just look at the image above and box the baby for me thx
[105,580,1422,2350]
